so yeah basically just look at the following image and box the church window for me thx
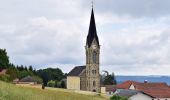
[93,52,97,63]
[93,81,96,87]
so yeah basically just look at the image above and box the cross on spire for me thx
[91,0,93,8]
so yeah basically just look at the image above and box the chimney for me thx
[144,80,148,83]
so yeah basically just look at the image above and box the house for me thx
[116,89,153,100]
[13,78,19,84]
[67,66,86,90]
[0,69,7,75]
[15,76,37,85]
[116,80,170,100]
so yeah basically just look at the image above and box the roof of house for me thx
[116,80,170,98]
[19,76,35,82]
[116,80,168,89]
[0,69,7,75]
[116,80,139,89]
[142,88,170,98]
[116,89,140,97]
[86,8,99,47]
[68,66,86,76]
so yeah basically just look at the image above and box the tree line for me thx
[0,48,116,88]
[0,48,66,88]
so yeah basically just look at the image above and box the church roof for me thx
[68,66,86,76]
[86,8,99,47]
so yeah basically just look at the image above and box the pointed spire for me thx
[86,8,99,47]
[91,0,93,8]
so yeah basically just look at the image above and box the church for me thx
[67,8,100,93]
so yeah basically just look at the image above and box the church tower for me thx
[85,8,100,92]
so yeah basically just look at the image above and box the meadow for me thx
[0,81,108,100]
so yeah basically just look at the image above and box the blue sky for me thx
[0,0,170,75]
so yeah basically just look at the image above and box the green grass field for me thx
[0,81,108,100]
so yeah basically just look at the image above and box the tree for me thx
[112,72,117,85]
[0,49,9,68]
[60,80,66,88]
[6,67,19,80]
[104,75,114,85]
[32,76,42,84]
[29,66,33,71]
[24,66,28,71]
[37,68,65,86]
[42,83,45,89]
[18,70,30,79]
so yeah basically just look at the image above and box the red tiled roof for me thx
[116,80,170,98]
[116,80,139,89]
[142,88,170,98]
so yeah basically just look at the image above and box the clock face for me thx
[92,45,97,49]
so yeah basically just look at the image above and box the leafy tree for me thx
[32,76,42,84]
[103,72,117,85]
[18,65,24,71]
[0,49,9,68]
[24,66,28,71]
[29,66,33,71]
[6,67,19,80]
[104,75,114,85]
[110,95,128,100]
[112,72,117,85]
[9,63,15,68]
[37,68,65,86]
[18,70,33,79]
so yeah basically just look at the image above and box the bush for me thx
[6,67,19,80]
[47,80,55,87]
[110,95,128,100]
[60,80,66,88]
[0,74,11,82]
[32,76,43,84]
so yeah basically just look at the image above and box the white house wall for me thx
[129,93,152,100]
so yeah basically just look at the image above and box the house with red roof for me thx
[115,80,170,100]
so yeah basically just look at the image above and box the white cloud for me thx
[0,0,170,75]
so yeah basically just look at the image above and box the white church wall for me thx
[67,76,80,90]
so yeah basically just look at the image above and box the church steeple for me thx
[86,8,99,47]
[85,7,100,93]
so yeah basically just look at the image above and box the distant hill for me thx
[116,75,170,85]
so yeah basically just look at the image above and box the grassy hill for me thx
[0,81,108,100]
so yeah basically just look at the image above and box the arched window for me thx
[92,70,94,74]
[87,81,88,87]
[93,52,97,63]
[94,70,96,74]
[93,81,96,87]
